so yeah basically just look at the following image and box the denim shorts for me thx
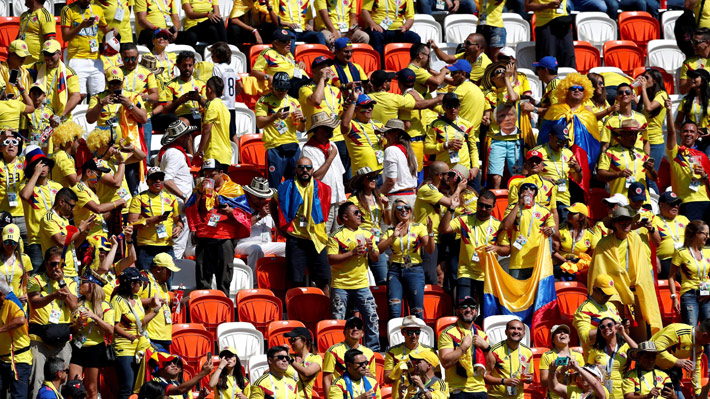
[477,25,507,48]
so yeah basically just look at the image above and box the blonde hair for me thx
[86,128,111,152]
[86,279,106,316]
[553,73,594,105]
[391,199,413,225]
[51,121,82,148]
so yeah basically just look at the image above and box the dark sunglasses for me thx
[403,329,421,336]
[463,41,476,46]
[352,361,369,368]
[155,34,171,40]
[395,205,411,212]
[617,90,632,96]
[459,304,476,310]
[49,261,62,268]
[351,210,362,216]
[692,39,708,45]
[296,165,313,170]
[365,174,378,181]
[274,355,291,361]
[287,336,302,343]
[123,56,138,62]
[3,240,16,246]
[42,51,57,57]
[568,85,584,92]
[359,106,374,112]
[601,322,615,330]
[65,200,76,210]
[347,324,363,330]
[477,203,493,210]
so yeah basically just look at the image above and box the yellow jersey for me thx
[323,342,376,381]
[384,343,436,399]
[381,223,428,265]
[344,118,385,172]
[254,93,302,149]
[667,145,710,204]
[438,321,489,393]
[671,247,710,296]
[498,203,555,270]
[111,294,147,357]
[597,145,650,200]
[449,215,500,281]
[60,3,108,60]
[488,341,533,399]
[203,97,233,165]
[129,191,180,246]
[299,84,344,142]
[572,298,621,352]
[39,209,80,278]
[17,7,56,64]
[250,372,298,399]
[361,0,414,30]
[0,294,32,365]
[0,158,25,217]
[286,353,322,399]
[327,226,374,290]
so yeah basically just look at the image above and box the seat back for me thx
[370,285,388,337]
[575,12,618,52]
[231,261,254,300]
[255,256,288,303]
[554,283,588,321]
[189,294,235,340]
[518,68,542,100]
[238,133,266,174]
[618,11,660,51]
[227,164,263,186]
[657,279,682,325]
[387,317,436,348]
[484,315,530,346]
[285,288,332,335]
[443,14,478,43]
[249,44,272,68]
[384,43,413,71]
[410,15,442,43]
[267,320,307,348]
[217,322,265,362]
[233,104,257,140]
[236,289,283,335]
[502,13,530,50]
[435,316,458,339]
[573,41,601,75]
[316,319,347,353]
[0,17,20,48]
[515,41,536,70]
[662,10,683,40]
[295,44,332,76]
[190,289,228,300]
[603,41,644,75]
[248,354,269,383]
[557,67,579,81]
[172,325,214,371]
[351,43,381,75]
[72,104,97,134]
[381,386,392,399]
[587,187,610,222]
[647,40,685,78]
[374,352,385,385]
[530,347,549,391]
[421,285,453,328]
[489,189,509,221]
[165,44,203,62]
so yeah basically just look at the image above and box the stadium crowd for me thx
[2,0,710,398]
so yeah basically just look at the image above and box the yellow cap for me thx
[42,39,62,54]
[567,203,589,218]
[409,350,439,368]
[2,224,19,243]
[219,346,238,357]
[9,40,29,57]
[153,253,180,272]
[105,66,124,82]
[593,274,617,296]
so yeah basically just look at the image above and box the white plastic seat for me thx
[588,66,629,77]
[502,13,530,50]
[647,39,685,79]
[483,315,531,347]
[72,105,96,134]
[411,14,442,43]
[204,44,248,73]
[234,103,257,138]
[248,354,269,383]
[575,12,617,54]
[165,44,203,62]
[515,41,536,70]
[662,10,683,40]
[387,317,436,348]
[230,260,254,303]
[150,133,164,156]
[444,14,478,43]
[669,94,682,121]
[217,322,264,362]
[429,43,460,65]
[518,68,542,101]
[137,45,151,56]
[231,141,239,164]
[557,67,579,81]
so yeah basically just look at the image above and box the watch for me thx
[128,104,134,110]
[263,74,270,81]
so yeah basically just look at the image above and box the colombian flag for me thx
[538,104,600,167]
[481,236,559,330]
[277,178,331,252]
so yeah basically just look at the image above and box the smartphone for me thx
[113,89,122,96]
[207,351,212,360]
[647,157,655,164]
[8,69,19,85]
[554,357,569,367]
[58,279,66,288]
[640,217,649,224]
[282,106,291,113]
[162,211,171,217]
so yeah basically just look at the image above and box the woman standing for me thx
[380,120,419,208]
[676,69,710,138]
[637,68,669,173]
[377,199,434,319]
[670,221,710,326]
[539,324,586,399]
[209,347,250,399]
[586,73,617,133]
[0,224,32,305]
[552,203,595,280]
[587,317,637,399]
[70,268,115,399]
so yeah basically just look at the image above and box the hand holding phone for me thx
[8,69,19,85]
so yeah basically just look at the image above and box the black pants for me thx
[125,163,140,195]
[534,20,575,68]
[420,243,439,285]
[178,19,228,45]
[227,21,277,46]
[137,29,156,48]
[195,237,235,296]
[285,235,331,286]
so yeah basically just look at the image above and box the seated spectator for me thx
[29,40,82,121]
[341,94,384,179]
[524,0,574,68]
[322,317,377,395]
[36,357,69,399]
[226,0,278,45]
[552,203,595,280]
[0,274,32,399]
[209,346,251,399]
[587,317,637,399]
[284,327,322,399]
[360,0,420,64]
[178,0,228,45]
[275,0,326,54]
[680,28,710,95]
[160,51,207,131]
[251,29,309,94]
[484,319,534,399]
[314,0,369,48]
[677,69,710,147]
[149,30,178,84]
[381,120,420,204]
[417,0,475,15]
[539,325,586,399]
[622,342,675,399]
[669,221,710,328]
[17,0,56,65]
[0,224,31,300]
[135,0,181,46]
[384,316,436,399]
[120,43,160,154]
[431,35,491,85]
[547,360,606,399]
[650,322,710,399]
[148,352,213,395]
[330,38,367,88]
[585,73,615,133]
[0,40,33,98]
[484,104,524,189]
[400,351,447,399]
[328,349,382,399]
[600,84,648,153]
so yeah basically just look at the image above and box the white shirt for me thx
[302,144,346,205]
[160,147,195,200]
[384,146,418,193]
[239,214,275,244]
[212,63,238,110]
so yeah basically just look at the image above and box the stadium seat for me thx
[575,12,618,53]
[267,320,307,348]
[381,385,392,399]
[573,41,601,75]
[384,43,413,72]
[443,14,478,43]
[172,324,214,372]
[483,315,531,347]
[657,279,682,325]
[190,289,228,300]
[166,44,203,62]
[230,261,254,301]
[236,289,283,335]
[490,189,509,221]
[171,259,197,291]
[557,67,579,81]
[217,322,265,362]
[435,316,458,338]
[515,41,536,70]
[189,294,235,340]
[238,133,267,175]
[669,94,682,120]
[313,365,325,397]
[530,347,549,388]
[227,164,263,186]
[255,256,288,303]
[0,17,19,48]
[662,10,684,40]
[285,287,332,336]
[351,43,381,75]
[316,319,347,353]
[603,41,644,75]
[532,319,580,348]
[72,104,96,134]
[233,104,258,140]
[370,285,389,337]
[374,352,385,385]
[502,13,531,50]
[387,317,436,348]
[197,355,222,388]
[647,40,685,81]
[618,11,660,52]
[295,44,332,76]
[631,66,676,95]
[410,14,442,43]
[518,68,542,101]
[588,188,610,222]
[555,282,588,322]
[421,285,453,328]
[248,354,269,383]
[249,44,272,68]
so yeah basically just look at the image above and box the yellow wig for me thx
[553,73,594,105]
[86,128,111,152]
[52,121,83,148]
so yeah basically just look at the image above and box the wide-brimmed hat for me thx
[347,166,382,191]
[603,206,640,229]
[611,119,647,134]
[80,267,108,287]
[140,54,165,75]
[400,315,426,330]
[161,120,198,146]
[628,341,659,359]
[308,112,339,134]
[377,119,410,139]
[243,177,276,199]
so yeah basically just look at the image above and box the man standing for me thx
[653,192,690,279]
[327,202,380,350]
[250,346,299,399]
[572,274,622,353]
[272,157,332,292]
[120,43,160,153]
[430,35,491,85]
[485,319,534,399]
[341,94,385,176]
[533,57,559,110]
[361,0,420,63]
[140,253,180,351]
[72,160,126,242]
[195,76,232,165]
[160,51,207,129]
[384,316,437,399]
[368,70,442,126]
[680,28,710,95]
[0,40,33,98]
[445,60,485,135]
[49,121,81,189]
[600,83,648,153]
[17,0,56,66]
[323,317,377,395]
[0,275,32,399]
[29,40,82,121]
[651,322,710,399]
[525,0,575,68]
[328,349,382,399]
[476,0,506,60]
[0,133,27,242]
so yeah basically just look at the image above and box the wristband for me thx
[126,240,133,244]
[447,208,456,213]
[252,28,257,33]
[670,294,677,299]
[501,378,505,385]
[482,345,491,352]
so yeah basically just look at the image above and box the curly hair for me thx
[553,73,594,105]
[51,121,82,148]
[86,128,111,152]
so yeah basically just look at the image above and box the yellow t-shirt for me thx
[60,3,108,60]
[452,80,485,136]
[597,145,649,199]
[129,191,180,246]
[488,341,533,399]
[539,349,585,399]
[18,7,56,64]
[381,222,428,265]
[438,321,488,393]
[152,52,178,85]
[314,0,353,30]
[541,77,560,108]
[695,0,710,30]
[285,353,322,399]
[653,215,690,261]
[651,323,702,395]
[0,295,32,365]
[498,203,555,270]
[39,210,79,278]
[26,105,55,148]
[591,220,611,249]
[0,158,25,217]
[250,372,298,399]
[123,66,159,114]
[327,226,374,290]
[204,98,233,165]
[425,116,477,169]
[323,342,376,380]
[253,48,298,78]
[361,0,414,30]
[254,93,302,149]
[644,91,668,145]
[534,0,567,26]
[681,57,710,80]
[277,0,312,29]
[588,343,630,399]
[572,298,621,352]
[671,247,710,296]
[0,99,29,132]
[344,118,384,172]
[298,84,344,142]
[600,111,648,149]
[0,253,33,295]
[353,197,384,235]
[161,77,206,117]
[111,294,146,357]
[407,63,432,98]
[457,52,492,85]
[621,368,671,398]
[50,150,77,189]
[216,376,251,399]
[96,0,133,43]
[477,0,505,27]
[667,145,710,204]
[507,174,558,214]
[450,215,500,281]
[72,300,114,347]
[557,226,595,259]
[182,0,218,30]
[134,0,178,34]
[96,159,132,214]
[585,99,610,134]
[141,271,173,341]
[384,343,436,399]
[72,181,107,238]
[414,184,444,243]
[30,63,81,118]
[532,144,576,205]
[0,63,33,100]
[27,273,77,330]
[368,91,415,131]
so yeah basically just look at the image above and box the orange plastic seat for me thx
[657,279,682,325]
[603,41,644,75]
[631,66,675,95]
[490,189,509,221]
[618,11,660,52]
[171,324,214,372]
[381,385,392,399]
[295,44,332,76]
[267,320,307,348]
[384,43,413,71]
[351,43,381,75]
[313,366,325,397]
[370,285,388,337]
[189,294,235,341]
[0,17,20,48]
[421,285,453,328]
[555,281,589,322]
[388,76,401,95]
[190,289,228,300]
[198,355,221,388]
[285,287,332,336]
[530,347,549,391]
[435,316,458,338]
[573,41,601,75]
[238,133,266,175]
[249,44,272,68]
[532,318,580,348]
[236,289,283,335]
[374,352,385,385]
[227,164,263,186]
[255,256,288,304]
[54,17,64,49]
[316,319,347,353]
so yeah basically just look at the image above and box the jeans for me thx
[151,340,172,352]
[505,0,527,19]
[387,264,425,319]
[420,243,439,285]
[267,143,301,188]
[365,29,421,65]
[680,201,710,222]
[334,140,351,185]
[143,118,153,157]
[417,0,476,15]
[286,29,327,55]
[457,277,484,305]
[331,288,380,351]
[509,268,533,280]
[681,290,710,327]
[369,252,388,286]
[26,243,43,274]
[0,362,30,399]
[115,356,138,399]
[137,245,175,270]
[647,142,665,194]
[570,0,614,18]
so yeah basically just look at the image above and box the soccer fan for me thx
[680,28,710,95]
[360,0,420,62]
[195,76,232,165]
[328,349,381,399]
[250,346,299,399]
[322,317,377,395]
[430,35,491,85]
[0,274,31,399]
[178,0,228,45]
[17,0,56,65]
[140,253,178,351]
[284,328,322,399]
[274,0,326,54]
[49,121,86,189]
[135,0,181,45]
[384,316,436,399]
[484,319,534,399]
[314,0,369,47]
[29,40,82,121]
[161,51,207,129]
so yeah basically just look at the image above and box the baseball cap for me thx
[371,70,396,87]
[526,150,544,161]
[446,59,472,73]
[345,317,364,330]
[9,40,30,57]
[602,193,629,207]
[442,92,460,108]
[81,159,111,175]
[627,182,646,202]
[409,350,440,368]
[533,56,558,70]
[284,327,313,341]
[397,68,416,86]
[2,224,19,243]
[152,253,180,272]
[311,55,334,69]
[334,37,352,50]
[272,71,291,91]
[62,380,86,399]
[659,191,683,205]
[457,295,477,307]
[42,39,61,54]
[356,94,376,107]
[550,324,570,336]
[105,66,124,82]
[153,28,172,38]
[97,236,111,251]
[273,29,291,42]
[593,274,617,296]
[29,82,45,94]
[104,30,121,53]
[567,203,589,217]
[550,123,570,140]
[146,165,166,180]
[220,346,238,357]
[119,267,148,284]
[201,158,225,172]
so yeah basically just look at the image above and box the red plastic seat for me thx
[0,17,20,48]
[657,279,682,325]
[285,287,332,336]
[295,44,332,76]
[227,164,263,186]
[370,285,388,337]
[530,347,549,394]
[236,289,283,335]
[632,66,675,95]
[618,11,660,52]
[249,44,272,68]
[171,324,214,372]
[555,281,589,322]
[384,43,413,71]
[573,41,601,75]
[188,294,235,341]
[267,320,307,348]
[532,319,580,348]
[256,256,288,304]
[588,187,610,222]
[490,189,509,221]
[54,17,64,50]
[603,41,644,75]
[238,133,266,175]
[374,352,385,385]
[316,319,346,353]
[351,43,381,75]
[198,355,221,388]
[435,316,458,339]
[421,285,453,328]
[381,386,392,399]
[190,289,228,300]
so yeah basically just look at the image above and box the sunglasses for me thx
[477,203,493,210]
[600,322,616,330]
[274,355,291,361]
[351,210,362,216]
[359,106,374,112]
[155,35,170,40]
[664,202,681,208]
[395,205,411,212]
[568,85,584,92]
[366,174,378,181]
[617,90,632,96]
[123,56,138,62]
[65,201,76,210]
[42,51,57,57]
[459,304,476,310]
[692,39,708,45]
[287,336,302,343]
[49,261,62,268]
[347,324,363,331]
[2,138,19,147]
[403,329,421,336]
[463,41,476,46]
[3,240,16,246]
[296,165,313,170]
[352,361,369,368]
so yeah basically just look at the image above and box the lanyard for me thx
[78,5,96,37]
[269,373,289,399]
[443,117,459,142]
[19,11,32,39]
[691,247,708,282]
[621,148,637,178]
[322,86,338,116]
[605,344,619,377]
[335,0,346,22]
[695,99,702,125]
[147,192,165,216]
[154,53,173,79]
[546,144,565,179]
[370,203,379,226]
[37,183,53,212]
[399,224,411,257]
[153,0,171,17]
[639,369,657,393]
[30,105,48,132]
[506,343,522,378]
[356,120,379,149]
[178,79,199,109]
[46,277,62,311]
[625,238,630,272]
[1,255,16,288]
[518,204,537,239]
[124,296,145,335]
[287,0,302,26]
[570,228,584,254]
[384,0,402,19]
[45,68,59,101]
[660,215,681,245]
[147,272,170,306]
[4,160,18,194]
[473,217,493,248]
[130,69,140,92]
